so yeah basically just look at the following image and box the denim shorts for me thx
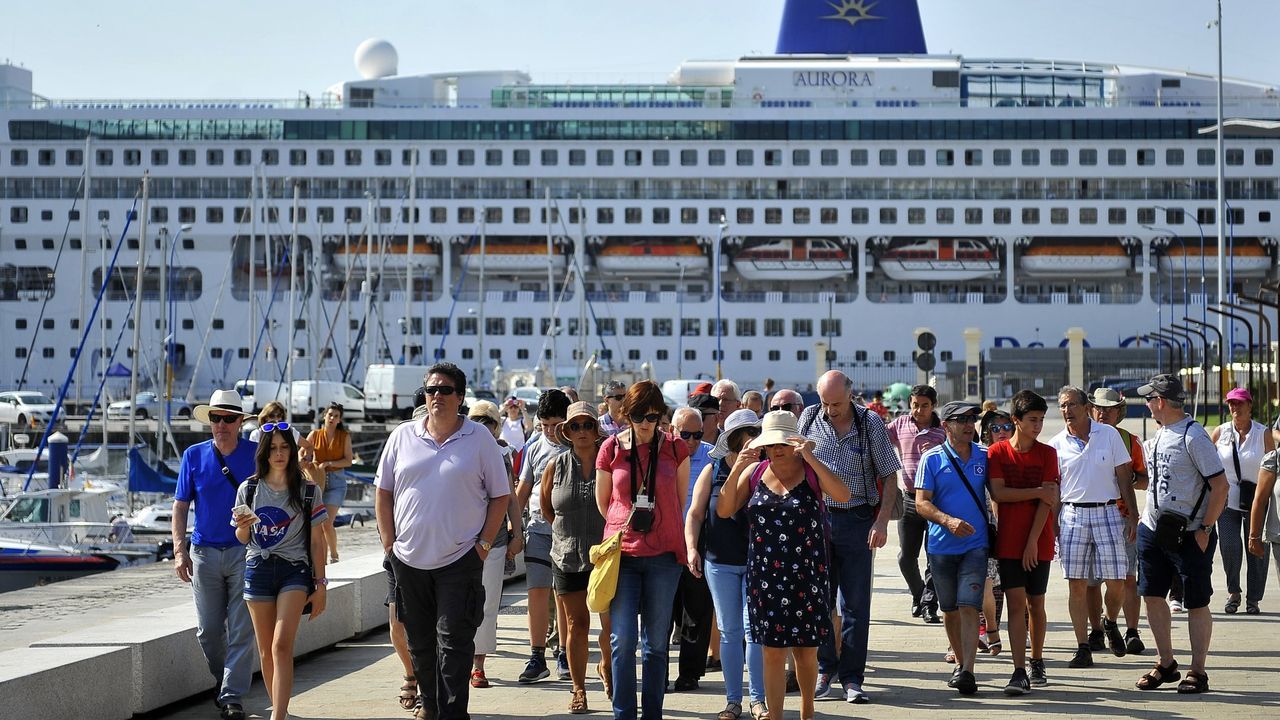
[927,547,988,612]
[244,554,312,601]
[322,476,347,507]
[1136,522,1216,610]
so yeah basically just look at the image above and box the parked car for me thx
[106,392,192,420]
[0,391,57,426]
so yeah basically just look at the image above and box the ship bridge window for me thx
[374,149,392,166]
[907,149,925,167]
[653,208,670,224]
[653,149,670,166]
[736,319,756,337]
[595,149,613,166]
[708,149,725,166]
[937,208,955,224]
[678,149,697,166]
[1197,149,1215,166]
[1107,149,1126,166]
[991,149,1010,166]
[681,319,700,337]
[792,149,810,166]
[684,350,697,362]
[1021,149,1039,166]
[1050,208,1069,224]
[850,149,868,166]
[1137,208,1155,225]
[1165,208,1184,225]
[568,149,585,166]
[151,149,168,166]
[764,319,784,337]
[765,208,782,224]
[10,149,27,165]
[289,149,307,166]
[652,319,672,336]
[1256,149,1274,166]
[1050,149,1068,166]
[1108,208,1127,224]
[764,150,781,166]
[37,149,54,166]
[1079,208,1098,225]
[234,149,250,166]
[10,208,28,223]
[1136,149,1155,166]
[179,149,196,166]
[879,150,897,166]
[345,149,362,165]
[1079,149,1097,166]
[680,208,698,224]
[908,208,926,224]
[736,208,754,225]
[1226,148,1244,166]
[457,149,474,166]
[541,149,558,166]
[880,208,897,224]
[1022,208,1040,224]
[964,149,982,166]
[965,208,983,224]
[207,149,224,165]
[96,149,113,166]
[736,149,753,166]
[820,149,838,166]
[66,148,83,166]
[429,149,447,166]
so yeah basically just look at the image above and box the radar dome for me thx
[354,38,398,79]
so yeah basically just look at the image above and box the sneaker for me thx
[956,669,977,695]
[706,656,722,672]
[947,666,962,688]
[470,669,490,689]
[219,704,246,720]
[1069,645,1094,669]
[922,606,942,624]
[785,669,799,693]
[911,602,924,618]
[1028,658,1048,687]
[1087,628,1106,651]
[1125,628,1146,655]
[1104,619,1126,657]
[1003,668,1030,696]
[518,655,550,684]
[556,649,570,680]
[814,672,834,698]
[844,683,869,704]
[1169,598,1185,613]
[673,676,700,692]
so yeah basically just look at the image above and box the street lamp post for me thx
[1144,225,1188,355]
[1170,323,1208,423]
[1149,331,1184,376]
[1181,316,1225,421]
[1208,306,1254,394]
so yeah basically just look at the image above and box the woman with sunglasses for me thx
[718,410,851,720]
[688,409,767,720]
[540,401,612,714]
[306,402,352,563]
[233,425,328,720]
[595,380,691,720]
[974,410,1014,657]
[501,397,529,448]
[248,401,310,450]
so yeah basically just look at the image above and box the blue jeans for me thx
[704,560,765,705]
[609,553,682,720]
[817,506,875,687]
[1218,507,1269,603]
[191,544,255,706]
[927,547,988,612]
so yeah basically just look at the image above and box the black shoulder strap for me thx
[212,445,239,491]
[245,475,259,508]
[943,445,992,523]
[1229,429,1244,488]
[302,483,316,574]
[1152,421,1211,514]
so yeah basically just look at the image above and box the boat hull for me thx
[1020,256,1131,277]
[1158,256,1273,277]
[877,259,1001,281]
[734,260,852,281]
[598,256,708,275]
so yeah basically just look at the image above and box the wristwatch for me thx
[1198,525,1213,534]
[315,577,329,587]
[478,539,493,552]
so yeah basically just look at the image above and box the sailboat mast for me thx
[249,168,258,387]
[157,225,168,460]
[128,174,150,459]
[362,193,373,376]
[77,135,91,411]
[100,221,108,455]
[545,186,555,386]
[287,181,300,423]
[576,195,587,388]
[479,215,486,387]
[405,153,417,365]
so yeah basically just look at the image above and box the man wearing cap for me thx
[914,401,990,695]
[600,381,628,436]
[768,388,806,420]
[804,370,902,704]
[172,390,257,720]
[670,406,717,691]
[1046,386,1137,670]
[1085,387,1149,656]
[689,393,722,445]
[1135,373,1227,694]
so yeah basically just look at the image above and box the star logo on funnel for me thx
[822,0,883,27]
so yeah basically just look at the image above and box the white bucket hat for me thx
[709,408,763,459]
[746,410,803,451]
[192,389,250,424]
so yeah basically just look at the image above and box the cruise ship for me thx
[1,0,1277,398]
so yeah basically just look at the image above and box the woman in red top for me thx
[987,390,1061,695]
[595,380,690,720]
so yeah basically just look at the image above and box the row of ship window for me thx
[4,145,1276,170]
[1,203,1261,228]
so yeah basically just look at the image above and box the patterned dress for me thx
[746,462,832,648]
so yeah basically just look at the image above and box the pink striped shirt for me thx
[887,414,946,492]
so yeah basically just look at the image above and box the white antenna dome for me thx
[354,38,398,79]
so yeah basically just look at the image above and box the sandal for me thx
[597,660,613,700]
[748,700,769,720]
[987,634,1003,656]
[1225,595,1241,614]
[470,668,490,689]
[1177,670,1209,694]
[569,689,589,714]
[398,675,418,710]
[718,701,743,720]
[944,648,957,664]
[1135,660,1180,690]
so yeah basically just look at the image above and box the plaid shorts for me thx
[1059,502,1128,581]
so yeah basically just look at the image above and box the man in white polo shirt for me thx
[1047,385,1138,671]
[376,362,511,720]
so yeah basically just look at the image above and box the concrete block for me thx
[326,551,389,635]
[294,579,358,656]
[0,645,133,720]
[32,606,218,714]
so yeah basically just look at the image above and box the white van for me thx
[363,364,432,421]
[290,381,365,421]
[660,379,707,407]
[233,380,289,415]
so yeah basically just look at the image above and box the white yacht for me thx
[0,0,1277,395]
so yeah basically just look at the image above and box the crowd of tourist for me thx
[169,364,1280,720]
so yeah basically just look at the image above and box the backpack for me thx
[246,476,319,609]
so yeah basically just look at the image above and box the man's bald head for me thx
[770,389,805,419]
[817,371,854,423]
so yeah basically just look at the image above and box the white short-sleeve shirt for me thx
[1048,419,1132,503]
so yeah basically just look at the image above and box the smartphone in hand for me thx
[230,504,259,526]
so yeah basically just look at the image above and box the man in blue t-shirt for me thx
[173,389,258,720]
[915,401,990,697]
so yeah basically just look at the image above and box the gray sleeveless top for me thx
[549,450,606,574]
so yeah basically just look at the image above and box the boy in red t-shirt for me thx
[987,390,1060,695]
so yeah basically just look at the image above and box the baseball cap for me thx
[688,393,720,414]
[1225,387,1253,403]
[938,401,980,421]
[1137,374,1186,403]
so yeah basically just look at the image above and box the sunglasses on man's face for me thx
[566,420,598,434]
[678,430,704,441]
[260,421,291,433]
[606,394,625,402]
[209,413,241,424]
[630,412,662,424]
[770,402,799,412]
[423,385,458,396]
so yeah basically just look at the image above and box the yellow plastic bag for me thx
[586,530,624,613]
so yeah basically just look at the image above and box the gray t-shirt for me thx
[236,479,326,564]
[519,432,567,536]
[1262,450,1280,542]
[1141,416,1224,530]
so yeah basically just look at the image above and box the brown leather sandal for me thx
[1135,661,1180,690]
[1177,670,1209,694]
[398,675,418,710]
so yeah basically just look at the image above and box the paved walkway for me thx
[150,533,1280,719]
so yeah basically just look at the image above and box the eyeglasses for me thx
[947,415,978,424]
[606,394,625,402]
[769,402,799,412]
[630,412,662,424]
[208,413,241,424]
[1058,401,1082,409]
[260,421,291,433]
[566,420,598,433]
[423,385,458,396]
[678,430,704,440]
[989,422,1015,433]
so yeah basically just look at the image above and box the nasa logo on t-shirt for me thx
[252,506,293,548]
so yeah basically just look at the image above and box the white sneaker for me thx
[1169,599,1185,613]
[844,683,869,704]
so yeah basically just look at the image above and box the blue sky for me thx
[5,0,1276,98]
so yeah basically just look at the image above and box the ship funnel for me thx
[775,0,927,55]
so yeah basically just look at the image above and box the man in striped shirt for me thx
[803,370,902,704]
[887,384,947,623]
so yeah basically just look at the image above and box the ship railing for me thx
[1013,289,1145,304]
[870,290,1008,304]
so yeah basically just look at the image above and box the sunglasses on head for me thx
[770,402,798,412]
[260,421,291,433]
[566,420,598,433]
[989,422,1015,433]
[678,430,704,441]
[630,412,662,424]
[208,413,241,424]
[606,394,625,401]
[423,385,458,396]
